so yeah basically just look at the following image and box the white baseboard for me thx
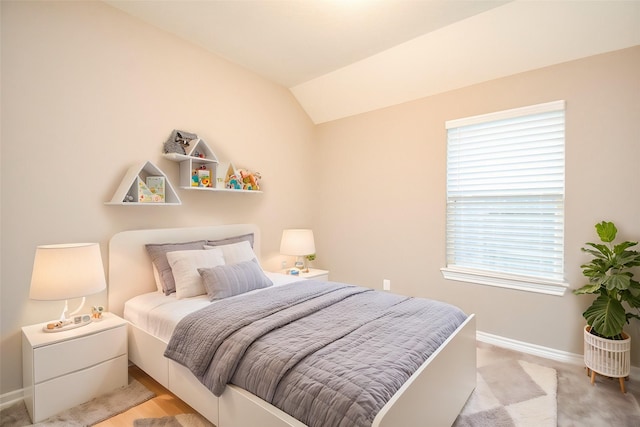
[477,330,584,365]
[477,330,640,378]
[0,388,24,411]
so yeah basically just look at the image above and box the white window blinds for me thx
[443,101,567,295]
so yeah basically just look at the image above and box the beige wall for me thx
[2,0,639,398]
[1,1,316,394]
[314,46,640,365]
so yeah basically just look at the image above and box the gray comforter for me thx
[165,281,467,427]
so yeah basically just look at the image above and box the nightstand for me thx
[293,268,329,281]
[22,313,128,423]
[280,268,330,281]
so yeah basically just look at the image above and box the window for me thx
[441,101,568,295]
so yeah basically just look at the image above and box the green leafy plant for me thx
[573,221,640,339]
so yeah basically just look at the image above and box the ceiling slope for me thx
[104,0,508,87]
[292,0,640,123]
[104,1,640,124]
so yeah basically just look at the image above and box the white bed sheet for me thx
[124,272,303,342]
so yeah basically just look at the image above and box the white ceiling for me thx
[105,0,640,123]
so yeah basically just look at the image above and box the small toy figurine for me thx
[91,306,104,320]
[238,169,261,191]
[226,174,243,190]
[46,321,63,330]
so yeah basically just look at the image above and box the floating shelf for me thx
[106,161,181,205]
[177,186,261,193]
[164,135,262,193]
[163,137,218,163]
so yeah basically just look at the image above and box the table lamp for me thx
[29,243,107,332]
[280,229,316,273]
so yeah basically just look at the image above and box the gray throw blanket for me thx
[165,281,467,427]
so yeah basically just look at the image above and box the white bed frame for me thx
[108,224,476,427]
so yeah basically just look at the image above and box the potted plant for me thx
[573,221,640,392]
[297,253,317,273]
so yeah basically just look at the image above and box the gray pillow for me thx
[145,240,206,295]
[198,259,272,301]
[206,233,254,248]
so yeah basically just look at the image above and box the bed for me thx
[108,224,476,427]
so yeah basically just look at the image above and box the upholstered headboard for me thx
[107,224,260,317]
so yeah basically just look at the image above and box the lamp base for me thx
[294,256,310,273]
[42,314,92,333]
[294,256,305,271]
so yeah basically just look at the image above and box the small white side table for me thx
[22,313,128,422]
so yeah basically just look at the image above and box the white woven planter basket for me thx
[584,325,630,378]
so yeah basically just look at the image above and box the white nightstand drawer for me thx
[279,268,329,282]
[300,268,329,282]
[34,325,126,383]
[33,354,128,422]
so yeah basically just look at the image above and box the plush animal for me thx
[239,169,261,191]
[163,129,198,155]
[252,172,261,190]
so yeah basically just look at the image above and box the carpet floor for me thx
[0,378,154,426]
[453,347,557,426]
[477,342,640,427]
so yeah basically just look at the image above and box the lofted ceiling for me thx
[105,0,640,123]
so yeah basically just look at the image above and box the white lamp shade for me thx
[29,243,107,301]
[280,229,316,256]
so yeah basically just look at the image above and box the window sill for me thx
[440,267,568,296]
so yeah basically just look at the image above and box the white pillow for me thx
[166,247,225,299]
[204,240,259,266]
[152,264,163,293]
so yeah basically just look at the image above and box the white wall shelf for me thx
[177,186,262,193]
[163,133,262,193]
[106,161,181,205]
[163,137,218,163]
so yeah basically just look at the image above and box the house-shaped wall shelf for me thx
[217,162,239,189]
[106,161,181,205]
[164,136,261,193]
[163,137,218,163]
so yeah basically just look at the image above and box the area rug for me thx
[453,358,557,427]
[134,413,214,427]
[0,378,154,426]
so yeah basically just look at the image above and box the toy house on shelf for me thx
[163,130,262,193]
[106,161,181,205]
[218,162,240,190]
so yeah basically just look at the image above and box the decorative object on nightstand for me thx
[29,243,106,332]
[305,253,316,269]
[280,229,315,273]
[279,267,330,281]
